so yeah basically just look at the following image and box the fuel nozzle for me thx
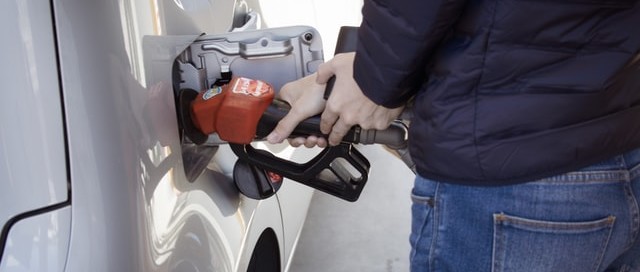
[178,76,409,201]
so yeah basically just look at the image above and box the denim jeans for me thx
[410,148,640,272]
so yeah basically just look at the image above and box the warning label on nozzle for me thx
[231,77,271,97]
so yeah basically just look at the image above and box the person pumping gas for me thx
[266,0,640,271]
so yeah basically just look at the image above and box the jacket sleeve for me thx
[354,0,467,108]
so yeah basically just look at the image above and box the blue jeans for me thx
[410,148,640,272]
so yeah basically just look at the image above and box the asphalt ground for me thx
[289,145,414,272]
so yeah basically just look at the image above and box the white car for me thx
[0,1,323,271]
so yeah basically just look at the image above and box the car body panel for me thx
[0,208,71,272]
[1,0,316,270]
[52,0,312,271]
[0,0,68,247]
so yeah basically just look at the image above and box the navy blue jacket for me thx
[354,0,640,185]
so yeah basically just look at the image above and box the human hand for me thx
[266,73,327,147]
[316,52,404,146]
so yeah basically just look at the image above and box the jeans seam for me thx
[491,214,504,272]
[535,170,629,184]
[594,217,616,272]
[410,196,432,265]
[622,181,640,251]
[410,180,438,271]
[620,154,640,255]
[491,213,615,272]
[428,182,441,272]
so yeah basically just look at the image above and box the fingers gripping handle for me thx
[317,26,409,149]
[323,26,359,99]
[256,100,408,148]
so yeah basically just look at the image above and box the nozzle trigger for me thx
[230,143,370,202]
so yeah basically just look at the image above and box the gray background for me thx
[289,146,414,272]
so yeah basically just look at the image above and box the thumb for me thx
[315,61,335,85]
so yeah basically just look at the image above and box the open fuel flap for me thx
[172,26,408,202]
[172,25,324,184]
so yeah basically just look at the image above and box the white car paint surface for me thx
[1,0,315,271]
[0,1,69,271]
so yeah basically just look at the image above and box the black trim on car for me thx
[0,0,73,263]
[49,0,73,202]
[0,202,71,262]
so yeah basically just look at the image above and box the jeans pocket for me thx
[410,193,435,269]
[492,213,616,272]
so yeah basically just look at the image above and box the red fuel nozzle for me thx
[190,77,275,144]
[188,76,407,148]
[182,75,404,202]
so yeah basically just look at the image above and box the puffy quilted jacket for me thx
[354,0,640,185]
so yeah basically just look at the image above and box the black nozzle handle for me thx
[324,26,359,99]
[354,121,408,150]
[256,100,407,149]
[230,142,369,202]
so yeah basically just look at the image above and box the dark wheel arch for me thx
[247,228,280,272]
